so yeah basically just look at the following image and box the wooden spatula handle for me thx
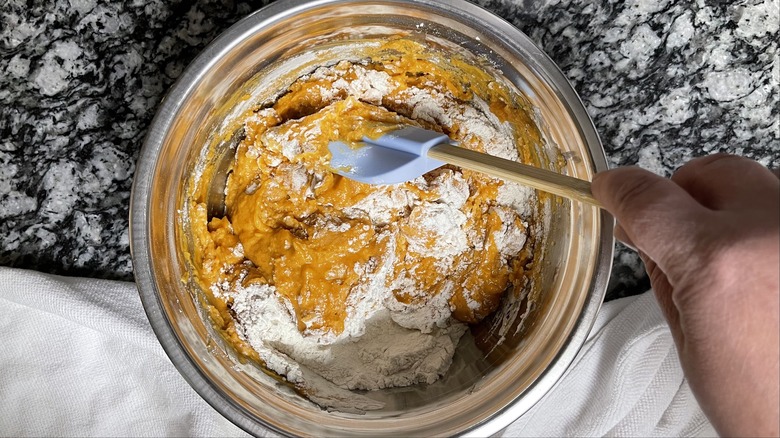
[429,144,602,207]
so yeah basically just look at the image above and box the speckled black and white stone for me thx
[1,0,274,279]
[476,0,779,297]
[1,0,778,299]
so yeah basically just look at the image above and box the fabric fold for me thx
[504,291,715,437]
[0,267,714,437]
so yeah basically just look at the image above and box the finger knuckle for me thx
[673,153,751,183]
[703,154,754,172]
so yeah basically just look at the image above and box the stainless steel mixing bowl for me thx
[130,0,614,435]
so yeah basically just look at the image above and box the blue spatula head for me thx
[328,126,450,184]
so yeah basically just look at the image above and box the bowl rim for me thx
[130,0,614,436]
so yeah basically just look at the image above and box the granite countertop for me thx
[1,0,778,301]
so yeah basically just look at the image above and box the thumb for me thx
[592,167,709,281]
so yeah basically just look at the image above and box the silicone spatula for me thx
[328,126,601,207]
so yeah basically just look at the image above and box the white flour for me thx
[215,61,535,404]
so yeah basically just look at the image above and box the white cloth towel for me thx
[0,267,715,437]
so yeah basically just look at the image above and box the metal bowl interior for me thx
[130,0,613,436]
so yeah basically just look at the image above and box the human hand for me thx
[592,154,780,437]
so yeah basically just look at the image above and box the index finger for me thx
[672,153,780,211]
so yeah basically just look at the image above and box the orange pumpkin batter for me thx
[188,38,541,339]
